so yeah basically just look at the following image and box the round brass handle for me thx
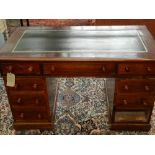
[51,66,55,72]
[8,65,13,72]
[143,101,147,106]
[145,85,150,91]
[123,99,128,105]
[20,113,24,118]
[38,114,41,119]
[102,66,106,72]
[28,66,33,72]
[14,84,18,89]
[33,83,38,89]
[35,99,39,104]
[146,67,151,72]
[124,85,129,90]
[125,66,129,72]
[17,98,21,103]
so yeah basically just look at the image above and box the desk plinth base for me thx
[13,122,53,130]
[110,123,151,131]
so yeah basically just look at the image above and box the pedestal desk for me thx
[0,26,155,131]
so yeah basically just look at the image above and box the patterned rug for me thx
[29,19,95,26]
[0,78,155,135]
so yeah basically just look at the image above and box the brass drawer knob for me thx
[35,99,39,104]
[145,85,150,91]
[124,85,129,90]
[14,84,18,89]
[123,99,128,105]
[51,66,55,72]
[28,66,33,72]
[38,114,41,119]
[146,67,151,72]
[20,113,24,118]
[102,66,106,72]
[33,83,38,89]
[143,101,148,106]
[125,66,129,72]
[17,98,21,103]
[8,65,13,72]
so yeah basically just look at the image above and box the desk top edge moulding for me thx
[1,25,155,131]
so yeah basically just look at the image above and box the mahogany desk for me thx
[0,26,155,131]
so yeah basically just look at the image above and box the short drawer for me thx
[43,62,116,77]
[5,77,46,91]
[13,111,50,122]
[1,63,40,75]
[9,93,48,107]
[118,62,155,76]
[115,79,155,94]
[114,94,155,107]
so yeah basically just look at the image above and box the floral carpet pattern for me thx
[29,19,95,26]
[0,78,155,135]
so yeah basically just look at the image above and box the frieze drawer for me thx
[43,62,116,77]
[1,63,41,75]
[118,62,155,76]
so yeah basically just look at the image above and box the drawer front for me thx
[9,93,48,107]
[13,111,50,122]
[1,63,40,75]
[116,79,155,94]
[118,62,155,76]
[43,62,116,76]
[113,109,151,123]
[5,77,46,91]
[115,94,154,107]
